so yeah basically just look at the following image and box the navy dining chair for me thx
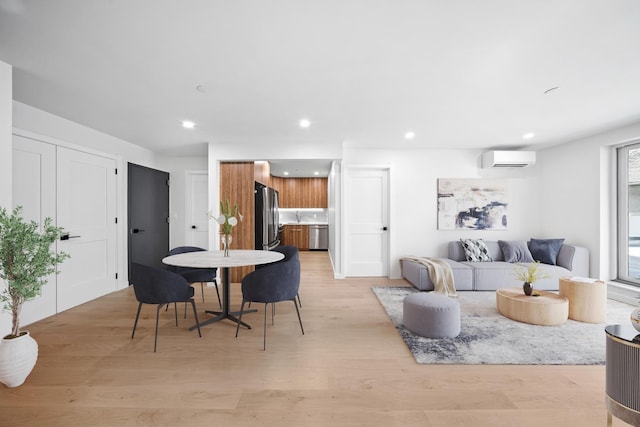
[130,262,202,352]
[166,246,222,308]
[235,245,304,350]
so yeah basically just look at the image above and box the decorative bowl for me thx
[631,308,640,332]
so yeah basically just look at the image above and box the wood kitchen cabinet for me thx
[271,177,327,208]
[281,225,309,250]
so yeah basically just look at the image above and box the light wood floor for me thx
[0,252,630,426]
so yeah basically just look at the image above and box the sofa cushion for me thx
[459,238,492,262]
[449,240,503,261]
[462,261,565,291]
[498,240,534,263]
[529,238,565,265]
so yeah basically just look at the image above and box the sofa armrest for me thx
[556,245,589,276]
[401,258,474,291]
[448,241,466,261]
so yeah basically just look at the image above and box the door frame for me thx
[341,164,392,278]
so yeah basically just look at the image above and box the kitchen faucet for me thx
[296,210,301,223]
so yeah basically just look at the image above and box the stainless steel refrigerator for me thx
[254,181,280,250]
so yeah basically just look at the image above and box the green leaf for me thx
[0,206,69,336]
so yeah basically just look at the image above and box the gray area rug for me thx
[372,286,634,365]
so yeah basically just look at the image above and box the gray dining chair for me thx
[235,245,304,350]
[130,262,202,352]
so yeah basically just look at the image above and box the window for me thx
[618,142,640,285]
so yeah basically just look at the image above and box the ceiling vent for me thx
[481,151,536,168]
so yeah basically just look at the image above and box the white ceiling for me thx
[1,0,640,167]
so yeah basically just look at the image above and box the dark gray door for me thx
[128,163,169,282]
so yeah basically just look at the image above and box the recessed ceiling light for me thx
[299,119,311,128]
[314,171,319,176]
[182,120,195,129]
[283,171,289,176]
[405,131,415,140]
[522,132,535,139]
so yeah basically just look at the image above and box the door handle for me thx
[381,226,388,231]
[60,233,81,241]
[132,228,146,234]
[191,225,197,229]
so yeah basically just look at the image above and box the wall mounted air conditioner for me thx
[481,151,536,168]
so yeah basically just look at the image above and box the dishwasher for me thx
[308,225,328,250]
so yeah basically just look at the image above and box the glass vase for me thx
[221,234,232,257]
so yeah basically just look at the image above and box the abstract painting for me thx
[437,178,508,230]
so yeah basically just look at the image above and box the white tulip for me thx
[215,215,226,224]
[228,217,238,226]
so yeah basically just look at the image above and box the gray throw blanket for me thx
[402,257,457,297]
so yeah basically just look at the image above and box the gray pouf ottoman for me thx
[403,292,460,338]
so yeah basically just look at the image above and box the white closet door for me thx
[185,171,209,249]
[12,135,57,326]
[56,147,117,311]
[345,168,390,277]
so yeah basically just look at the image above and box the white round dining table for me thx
[162,249,284,329]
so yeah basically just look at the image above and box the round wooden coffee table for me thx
[496,288,569,326]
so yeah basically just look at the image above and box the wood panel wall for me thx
[219,162,255,282]
[254,161,271,186]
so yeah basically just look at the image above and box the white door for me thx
[345,168,390,276]
[185,171,209,248]
[56,147,117,311]
[11,135,57,326]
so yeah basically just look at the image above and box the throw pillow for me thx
[528,238,565,265]
[498,240,534,263]
[460,238,493,262]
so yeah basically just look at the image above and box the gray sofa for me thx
[401,240,589,291]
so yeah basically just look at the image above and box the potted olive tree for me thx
[0,206,68,387]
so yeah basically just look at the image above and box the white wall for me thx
[156,155,208,248]
[538,122,640,280]
[343,147,543,278]
[328,161,342,276]
[0,60,13,334]
[12,102,155,164]
[8,90,640,296]
[0,61,10,208]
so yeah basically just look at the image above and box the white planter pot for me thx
[0,331,38,388]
